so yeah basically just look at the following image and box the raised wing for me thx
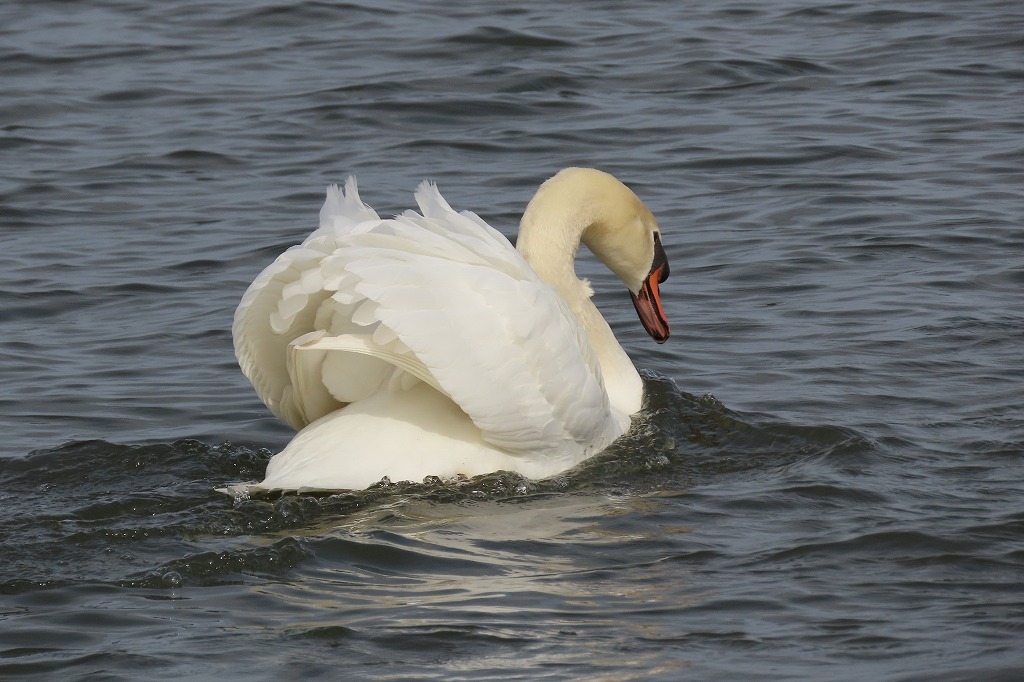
[233,180,622,458]
[232,178,380,430]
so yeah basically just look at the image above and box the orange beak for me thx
[630,233,670,344]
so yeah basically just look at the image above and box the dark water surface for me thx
[2,1,1023,679]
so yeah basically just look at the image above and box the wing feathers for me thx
[233,180,623,458]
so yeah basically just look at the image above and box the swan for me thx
[230,168,670,493]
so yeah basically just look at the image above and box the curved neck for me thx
[516,184,643,417]
[516,196,588,295]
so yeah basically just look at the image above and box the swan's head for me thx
[521,168,671,344]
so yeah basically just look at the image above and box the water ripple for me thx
[2,0,1024,678]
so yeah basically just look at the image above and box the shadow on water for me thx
[0,373,871,595]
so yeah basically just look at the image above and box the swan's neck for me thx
[517,192,643,417]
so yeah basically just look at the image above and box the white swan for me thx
[231,168,670,493]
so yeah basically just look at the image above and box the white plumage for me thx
[231,168,670,492]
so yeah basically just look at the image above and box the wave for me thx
[0,373,871,595]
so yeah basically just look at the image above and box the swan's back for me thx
[233,180,627,466]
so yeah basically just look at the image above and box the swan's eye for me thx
[652,232,670,282]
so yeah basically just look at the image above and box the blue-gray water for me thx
[2,1,1023,679]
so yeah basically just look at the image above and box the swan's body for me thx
[231,168,669,493]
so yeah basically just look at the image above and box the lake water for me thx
[2,1,1023,679]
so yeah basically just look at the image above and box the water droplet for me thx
[161,571,182,588]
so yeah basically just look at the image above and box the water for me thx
[2,0,1023,679]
